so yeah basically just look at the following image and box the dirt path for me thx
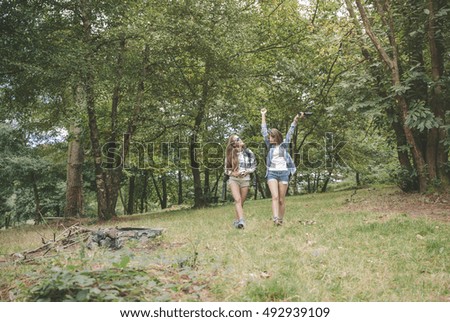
[345,189,450,222]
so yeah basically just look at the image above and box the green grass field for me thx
[0,186,449,302]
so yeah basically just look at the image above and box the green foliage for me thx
[0,125,65,222]
[27,266,149,302]
[0,123,66,226]
[112,254,131,269]
[22,255,210,302]
[405,101,440,132]
[1,0,448,217]
[390,165,419,192]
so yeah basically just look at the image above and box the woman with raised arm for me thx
[225,135,257,229]
[261,108,304,226]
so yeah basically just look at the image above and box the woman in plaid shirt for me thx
[225,135,257,229]
[261,108,304,226]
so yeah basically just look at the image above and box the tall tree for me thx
[346,0,449,192]
[65,121,84,218]
[155,0,260,207]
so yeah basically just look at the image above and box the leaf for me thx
[112,255,131,269]
[73,274,95,287]
[405,102,439,132]
[76,289,90,301]
[436,8,449,18]
[391,83,411,95]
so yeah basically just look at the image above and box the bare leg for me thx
[229,182,244,221]
[267,179,280,218]
[278,182,289,220]
[240,186,249,208]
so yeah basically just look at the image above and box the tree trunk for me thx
[189,59,211,208]
[65,123,84,218]
[85,75,111,219]
[321,169,333,193]
[81,9,112,220]
[191,132,206,207]
[291,172,299,195]
[253,172,258,200]
[141,171,148,213]
[4,214,11,229]
[388,107,418,191]
[211,170,221,198]
[293,127,314,195]
[190,102,207,208]
[178,170,183,205]
[345,0,417,192]
[221,175,228,201]
[127,175,135,215]
[119,187,127,215]
[398,96,428,192]
[151,172,164,209]
[102,36,127,218]
[31,173,42,224]
[355,0,428,192]
[161,174,167,209]
[204,168,210,203]
[314,172,320,193]
[426,0,449,187]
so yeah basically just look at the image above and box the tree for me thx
[150,0,261,207]
[346,0,449,192]
[65,121,84,218]
[0,123,66,226]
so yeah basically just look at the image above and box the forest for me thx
[1,0,449,226]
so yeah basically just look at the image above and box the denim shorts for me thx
[267,170,290,185]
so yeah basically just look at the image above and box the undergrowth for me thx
[1,186,449,302]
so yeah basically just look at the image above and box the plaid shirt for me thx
[224,148,257,176]
[261,122,297,177]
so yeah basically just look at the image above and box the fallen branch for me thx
[11,223,93,262]
[10,225,164,262]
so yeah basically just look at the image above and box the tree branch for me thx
[373,0,399,64]
[354,0,393,69]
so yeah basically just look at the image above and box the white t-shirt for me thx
[269,146,288,171]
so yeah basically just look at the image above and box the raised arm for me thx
[284,112,304,144]
[261,108,267,125]
[261,108,270,147]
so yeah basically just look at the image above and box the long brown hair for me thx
[226,135,244,172]
[268,128,283,145]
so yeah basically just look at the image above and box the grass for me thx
[0,186,449,301]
